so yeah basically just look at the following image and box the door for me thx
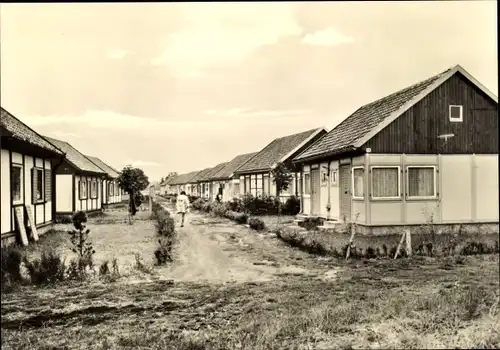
[339,165,351,222]
[310,168,321,215]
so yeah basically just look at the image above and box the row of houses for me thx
[161,64,498,233]
[1,107,125,245]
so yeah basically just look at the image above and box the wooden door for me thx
[339,165,351,222]
[310,168,321,215]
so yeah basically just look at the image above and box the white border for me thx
[406,165,438,200]
[370,166,401,200]
[351,166,364,200]
[449,105,463,122]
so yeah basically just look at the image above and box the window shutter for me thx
[32,168,37,204]
[78,181,81,199]
[87,180,90,198]
[45,169,51,201]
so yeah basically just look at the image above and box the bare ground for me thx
[2,207,499,349]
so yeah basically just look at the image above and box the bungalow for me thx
[159,176,176,196]
[207,152,258,202]
[86,155,122,207]
[234,127,328,200]
[44,136,107,216]
[169,171,200,195]
[293,64,498,234]
[1,107,65,246]
[205,162,230,201]
[188,167,214,198]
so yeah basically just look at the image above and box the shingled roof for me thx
[1,107,63,155]
[86,156,120,178]
[169,171,201,185]
[160,176,177,186]
[294,64,498,162]
[204,162,230,181]
[44,136,106,174]
[209,152,259,181]
[235,128,325,174]
[189,167,213,183]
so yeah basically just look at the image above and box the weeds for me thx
[99,258,121,282]
[134,253,152,274]
[22,250,66,285]
[1,245,24,289]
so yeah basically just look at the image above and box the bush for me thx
[67,211,95,278]
[155,210,176,237]
[303,217,324,231]
[201,201,213,213]
[234,212,249,225]
[23,250,66,285]
[155,238,174,265]
[191,198,206,210]
[282,195,301,215]
[1,245,24,288]
[212,202,230,217]
[249,217,266,231]
[229,197,244,212]
[152,200,177,265]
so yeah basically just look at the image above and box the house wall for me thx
[102,179,121,204]
[331,153,499,226]
[1,148,54,235]
[56,174,73,212]
[363,72,498,154]
[73,174,102,213]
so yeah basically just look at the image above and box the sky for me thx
[1,1,497,182]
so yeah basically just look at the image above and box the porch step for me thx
[317,223,350,234]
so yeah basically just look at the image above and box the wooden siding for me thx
[363,72,498,154]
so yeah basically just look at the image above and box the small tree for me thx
[117,165,150,224]
[271,162,293,226]
[67,211,95,279]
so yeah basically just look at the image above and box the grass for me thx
[1,255,498,349]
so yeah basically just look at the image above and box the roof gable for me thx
[44,136,105,174]
[294,64,498,162]
[1,107,63,155]
[170,171,201,185]
[205,162,230,181]
[86,156,120,178]
[236,127,325,174]
[209,152,259,180]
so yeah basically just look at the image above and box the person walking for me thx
[176,191,190,227]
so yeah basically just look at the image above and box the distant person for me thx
[176,191,190,227]
[215,193,222,203]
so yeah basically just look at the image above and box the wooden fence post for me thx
[394,230,406,259]
[345,222,356,260]
[405,228,412,257]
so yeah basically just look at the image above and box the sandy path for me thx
[156,205,337,284]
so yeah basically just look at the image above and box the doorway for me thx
[339,164,351,222]
[310,168,321,215]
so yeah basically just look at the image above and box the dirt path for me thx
[157,206,339,284]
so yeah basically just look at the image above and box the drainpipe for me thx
[326,160,332,221]
[299,167,304,215]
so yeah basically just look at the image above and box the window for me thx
[296,173,302,195]
[91,181,97,199]
[244,176,251,194]
[32,167,44,203]
[256,175,263,197]
[352,167,364,199]
[371,166,400,199]
[233,183,240,196]
[321,170,328,186]
[263,174,270,195]
[407,166,437,199]
[330,170,337,185]
[449,105,463,122]
[11,164,23,204]
[80,180,88,199]
[304,173,311,195]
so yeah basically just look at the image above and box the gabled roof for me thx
[235,127,326,174]
[294,64,498,162]
[189,167,213,183]
[44,136,106,174]
[209,152,259,180]
[86,155,120,178]
[160,176,177,186]
[169,170,201,185]
[1,107,63,155]
[205,162,230,181]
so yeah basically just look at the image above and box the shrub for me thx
[212,202,230,217]
[234,212,249,225]
[248,217,266,231]
[1,245,24,289]
[67,211,95,278]
[201,201,213,213]
[23,250,66,285]
[229,197,244,212]
[134,253,152,274]
[191,198,206,210]
[282,195,301,215]
[155,238,174,265]
[152,201,177,265]
[155,210,175,237]
[303,217,324,231]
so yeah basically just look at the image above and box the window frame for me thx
[351,166,365,200]
[449,105,463,122]
[330,169,338,185]
[303,172,311,196]
[11,163,24,205]
[80,180,88,200]
[370,165,401,200]
[406,165,438,200]
[90,180,98,199]
[33,167,45,203]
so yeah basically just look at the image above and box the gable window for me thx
[304,172,311,195]
[371,166,400,199]
[80,180,88,199]
[449,105,463,122]
[32,167,45,203]
[11,164,23,204]
[407,166,437,199]
[352,167,364,199]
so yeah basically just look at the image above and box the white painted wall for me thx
[56,174,73,212]
[1,149,11,234]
